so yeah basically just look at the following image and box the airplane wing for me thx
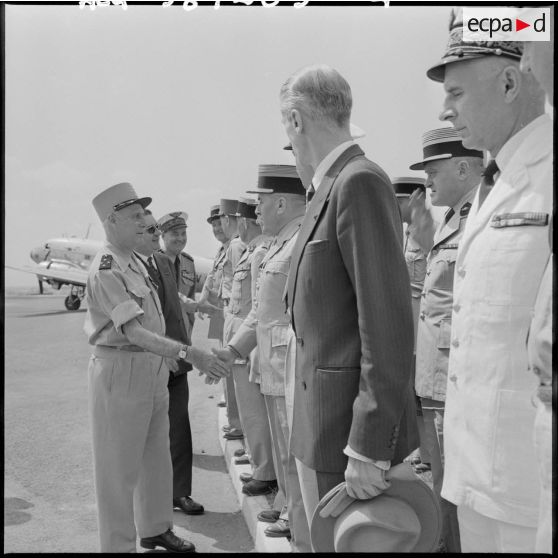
[6,262,88,287]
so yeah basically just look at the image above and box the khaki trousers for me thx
[88,348,173,552]
[534,398,552,554]
[232,362,276,481]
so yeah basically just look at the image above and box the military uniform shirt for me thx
[415,189,474,401]
[219,236,245,302]
[230,217,304,396]
[84,242,165,346]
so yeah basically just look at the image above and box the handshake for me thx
[172,345,240,385]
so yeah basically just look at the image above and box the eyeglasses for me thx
[146,225,160,234]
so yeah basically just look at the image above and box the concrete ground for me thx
[4,289,253,553]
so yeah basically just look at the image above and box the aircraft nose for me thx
[30,247,44,263]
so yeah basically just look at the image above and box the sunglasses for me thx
[146,225,160,234]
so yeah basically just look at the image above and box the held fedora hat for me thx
[310,462,442,552]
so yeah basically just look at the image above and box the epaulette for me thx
[181,251,194,262]
[99,254,113,270]
[460,202,472,218]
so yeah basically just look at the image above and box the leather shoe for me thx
[264,518,291,538]
[140,529,195,552]
[222,424,232,432]
[235,455,250,465]
[223,429,244,440]
[239,472,253,484]
[414,462,431,472]
[242,479,277,496]
[173,496,205,515]
[234,448,246,457]
[257,509,281,523]
[217,400,226,407]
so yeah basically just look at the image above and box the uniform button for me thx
[452,338,460,348]
[426,270,431,276]
[457,266,466,277]
[297,337,304,347]
[302,381,307,390]
[453,303,461,312]
[449,374,458,382]
[420,312,426,321]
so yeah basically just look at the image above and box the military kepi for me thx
[426,7,523,83]
[236,196,258,220]
[92,182,151,222]
[409,127,483,170]
[207,204,221,224]
[392,177,426,197]
[219,199,239,217]
[158,211,188,233]
[246,164,305,196]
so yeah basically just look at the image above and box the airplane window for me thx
[84,255,91,260]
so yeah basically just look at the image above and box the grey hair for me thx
[279,64,352,127]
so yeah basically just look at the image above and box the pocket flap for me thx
[271,324,289,347]
[129,284,150,298]
[490,212,549,228]
[437,319,452,349]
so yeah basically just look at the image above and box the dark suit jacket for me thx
[147,252,192,375]
[286,144,418,473]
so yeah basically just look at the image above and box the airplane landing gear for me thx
[64,285,85,311]
[64,294,81,311]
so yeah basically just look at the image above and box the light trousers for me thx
[457,505,537,553]
[232,362,276,481]
[88,348,173,552]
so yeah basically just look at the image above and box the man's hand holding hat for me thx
[345,457,391,500]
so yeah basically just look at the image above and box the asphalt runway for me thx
[4,289,253,553]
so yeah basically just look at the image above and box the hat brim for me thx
[311,463,442,553]
[427,52,491,82]
[245,188,275,194]
[409,153,453,171]
[206,216,220,224]
[116,196,152,212]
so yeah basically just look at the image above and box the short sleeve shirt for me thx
[84,241,165,346]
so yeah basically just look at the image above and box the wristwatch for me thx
[177,345,190,361]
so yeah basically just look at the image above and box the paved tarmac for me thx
[4,289,254,553]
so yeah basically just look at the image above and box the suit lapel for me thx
[286,144,364,312]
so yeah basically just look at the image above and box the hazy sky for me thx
[5,2,452,286]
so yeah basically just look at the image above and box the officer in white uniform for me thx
[84,183,229,553]
[427,10,552,552]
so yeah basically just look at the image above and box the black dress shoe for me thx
[257,509,281,523]
[217,400,226,407]
[264,518,291,538]
[223,429,244,440]
[140,529,195,552]
[234,448,246,457]
[222,424,232,432]
[242,479,277,496]
[173,496,205,515]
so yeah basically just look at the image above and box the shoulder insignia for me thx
[460,202,472,218]
[181,251,194,262]
[99,254,113,270]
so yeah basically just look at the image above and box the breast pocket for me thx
[431,251,457,291]
[269,324,289,372]
[128,284,150,308]
[406,248,426,285]
[304,239,329,255]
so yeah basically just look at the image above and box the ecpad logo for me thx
[463,7,550,42]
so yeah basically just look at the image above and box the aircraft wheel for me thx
[64,294,81,311]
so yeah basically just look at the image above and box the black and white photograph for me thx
[4,1,553,553]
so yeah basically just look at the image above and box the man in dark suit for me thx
[279,65,419,528]
[135,210,204,516]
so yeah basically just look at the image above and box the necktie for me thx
[443,208,455,225]
[306,183,316,204]
[478,159,499,208]
[146,256,161,287]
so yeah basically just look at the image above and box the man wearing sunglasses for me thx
[135,210,205,518]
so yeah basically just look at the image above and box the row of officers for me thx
[83,9,552,552]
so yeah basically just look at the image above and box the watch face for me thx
[178,349,187,360]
